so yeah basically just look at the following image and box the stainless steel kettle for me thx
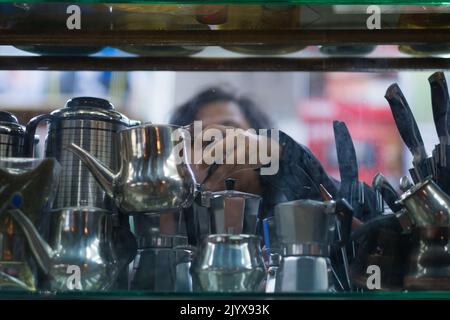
[66,123,197,214]
[0,158,127,291]
[25,97,139,210]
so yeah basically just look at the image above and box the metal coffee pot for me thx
[274,199,353,293]
[25,97,139,210]
[396,179,450,290]
[66,124,197,214]
[191,234,266,293]
[0,111,38,158]
[188,178,262,245]
[397,179,450,228]
[129,235,193,292]
[0,111,27,158]
[0,158,129,291]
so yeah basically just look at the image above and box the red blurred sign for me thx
[299,99,403,185]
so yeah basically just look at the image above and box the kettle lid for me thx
[50,97,139,126]
[67,97,114,110]
[0,111,26,136]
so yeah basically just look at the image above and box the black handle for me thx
[24,114,52,157]
[429,71,450,142]
[333,120,359,182]
[385,83,427,163]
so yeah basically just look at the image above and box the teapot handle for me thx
[24,114,52,157]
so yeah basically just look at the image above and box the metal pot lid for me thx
[49,97,139,126]
[0,111,26,136]
[275,199,326,209]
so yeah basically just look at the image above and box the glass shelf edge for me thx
[0,0,448,5]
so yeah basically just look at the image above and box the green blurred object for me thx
[398,11,450,56]
[219,5,305,55]
[11,3,110,55]
[112,6,208,56]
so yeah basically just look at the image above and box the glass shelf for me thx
[0,4,449,68]
[0,1,448,5]
[1,290,450,300]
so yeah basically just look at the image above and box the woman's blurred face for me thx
[195,101,251,130]
[193,100,262,195]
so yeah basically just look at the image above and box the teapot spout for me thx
[8,207,54,275]
[66,143,115,199]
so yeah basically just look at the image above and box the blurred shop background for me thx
[0,45,442,189]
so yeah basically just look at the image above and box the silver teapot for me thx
[25,97,139,210]
[0,158,127,291]
[66,124,197,214]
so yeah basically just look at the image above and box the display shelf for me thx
[1,29,450,71]
[0,0,447,5]
[1,56,449,71]
[1,290,450,300]
[1,29,450,46]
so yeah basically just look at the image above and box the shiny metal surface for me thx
[7,207,122,291]
[405,226,450,290]
[192,234,266,293]
[67,124,197,213]
[0,134,25,157]
[0,158,59,290]
[48,120,121,209]
[0,111,27,157]
[192,183,261,243]
[135,234,188,249]
[275,256,334,292]
[129,211,187,247]
[265,253,280,293]
[130,245,193,292]
[398,179,450,227]
[275,199,336,255]
[26,97,138,210]
[283,243,330,256]
[48,97,137,124]
[41,208,121,291]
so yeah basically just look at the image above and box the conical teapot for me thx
[66,123,197,214]
[0,158,129,291]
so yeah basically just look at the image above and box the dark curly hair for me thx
[169,87,273,130]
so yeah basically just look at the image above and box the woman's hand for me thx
[190,124,280,192]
